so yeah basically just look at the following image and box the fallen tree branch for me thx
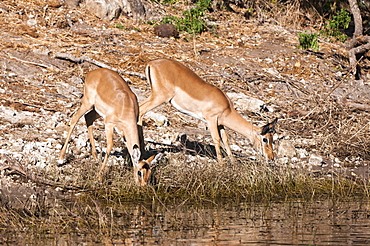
[1,165,83,190]
[7,54,55,70]
[341,101,370,111]
[301,57,364,119]
[2,98,57,112]
[322,56,363,102]
[348,36,370,75]
[54,52,146,80]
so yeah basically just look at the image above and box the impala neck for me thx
[220,109,262,143]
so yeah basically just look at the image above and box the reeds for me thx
[86,152,370,204]
[1,152,369,244]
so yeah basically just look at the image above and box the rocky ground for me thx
[1,0,370,207]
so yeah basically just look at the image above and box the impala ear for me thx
[131,144,141,164]
[144,152,164,165]
[260,118,278,135]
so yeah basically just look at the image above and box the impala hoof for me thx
[57,159,65,165]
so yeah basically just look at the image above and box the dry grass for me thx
[78,152,370,204]
[284,102,370,161]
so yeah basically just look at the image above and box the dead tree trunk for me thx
[348,0,369,78]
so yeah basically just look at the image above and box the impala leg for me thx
[58,100,93,164]
[207,118,223,161]
[137,124,145,155]
[138,95,169,125]
[219,126,234,161]
[138,97,154,125]
[85,108,101,160]
[121,124,141,165]
[98,122,114,181]
[138,95,168,153]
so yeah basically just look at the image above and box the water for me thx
[4,200,370,245]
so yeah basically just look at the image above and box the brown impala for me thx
[59,68,161,185]
[139,58,278,161]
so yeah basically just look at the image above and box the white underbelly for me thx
[170,99,206,122]
[94,107,106,119]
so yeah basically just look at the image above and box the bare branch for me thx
[7,54,55,70]
[54,52,146,80]
[348,37,370,75]
[349,0,363,37]
[1,164,82,190]
[341,101,370,111]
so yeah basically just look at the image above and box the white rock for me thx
[35,159,47,169]
[27,19,37,27]
[296,148,308,158]
[263,67,282,78]
[226,92,270,113]
[278,157,290,164]
[144,111,168,126]
[309,154,323,166]
[75,135,87,148]
[85,0,121,20]
[12,142,23,152]
[230,144,243,152]
[54,143,62,151]
[277,140,296,157]
[291,157,299,162]
[23,142,36,152]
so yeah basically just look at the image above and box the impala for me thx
[58,68,154,185]
[139,58,278,161]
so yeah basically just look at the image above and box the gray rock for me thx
[277,139,296,157]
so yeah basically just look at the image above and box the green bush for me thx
[160,0,212,34]
[298,32,319,51]
[321,9,351,42]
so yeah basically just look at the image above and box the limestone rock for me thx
[86,0,121,20]
[85,0,145,20]
[277,139,296,157]
[226,92,270,113]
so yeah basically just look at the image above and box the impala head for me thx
[134,152,163,186]
[255,118,278,161]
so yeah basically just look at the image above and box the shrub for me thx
[321,9,351,42]
[298,32,319,51]
[160,0,212,34]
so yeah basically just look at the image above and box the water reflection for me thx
[118,200,370,245]
[9,200,370,245]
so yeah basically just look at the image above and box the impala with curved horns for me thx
[139,58,278,161]
[58,68,160,185]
